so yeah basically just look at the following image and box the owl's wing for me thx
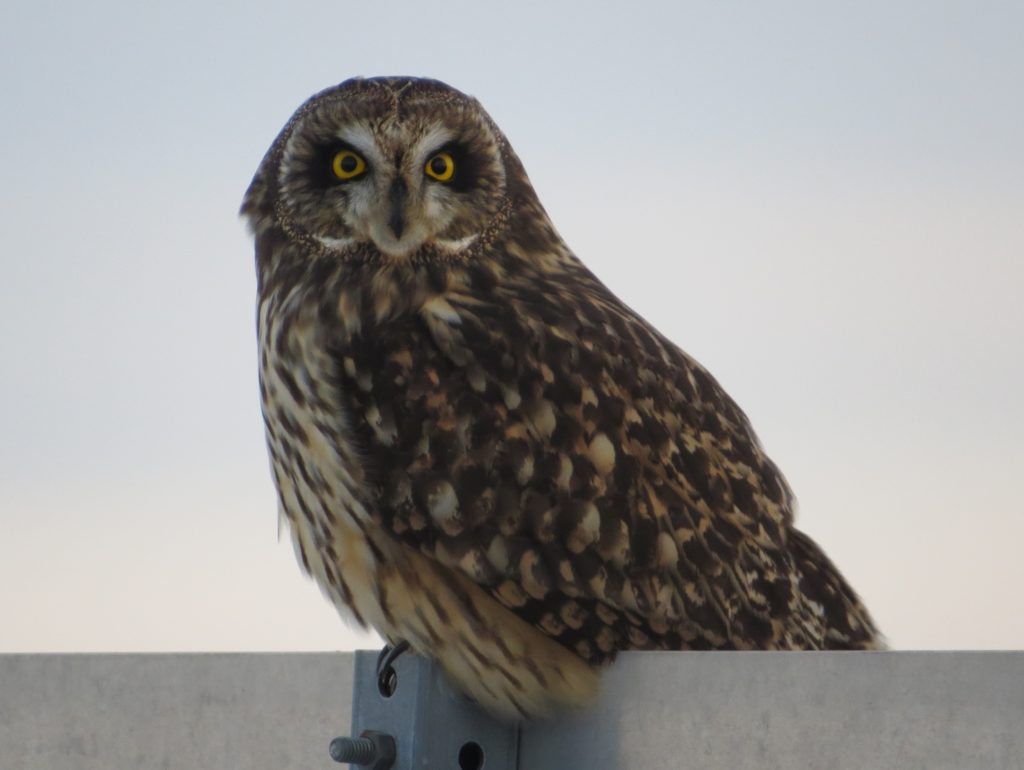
[338,264,851,657]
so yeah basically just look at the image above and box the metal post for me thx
[333,650,517,770]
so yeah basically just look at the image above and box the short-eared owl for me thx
[242,77,880,720]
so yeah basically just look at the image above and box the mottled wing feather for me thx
[336,261,832,659]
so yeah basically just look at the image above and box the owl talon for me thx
[376,640,410,697]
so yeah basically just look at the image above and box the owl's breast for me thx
[256,290,391,630]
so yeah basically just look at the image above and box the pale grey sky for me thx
[1,1,1021,653]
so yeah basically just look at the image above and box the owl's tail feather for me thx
[789,528,885,650]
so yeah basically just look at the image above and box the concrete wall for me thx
[1,652,1022,769]
[0,653,352,770]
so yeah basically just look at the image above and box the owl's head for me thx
[242,77,527,264]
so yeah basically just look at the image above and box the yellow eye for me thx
[331,149,366,180]
[425,152,455,182]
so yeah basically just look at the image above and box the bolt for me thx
[330,737,375,764]
[329,731,396,769]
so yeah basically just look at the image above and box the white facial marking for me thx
[414,124,455,161]
[435,234,479,253]
[335,124,383,163]
[315,235,356,250]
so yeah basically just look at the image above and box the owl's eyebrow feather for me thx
[332,124,383,164]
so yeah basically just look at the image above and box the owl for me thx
[241,77,880,720]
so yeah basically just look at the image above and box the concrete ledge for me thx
[526,651,1024,769]
[0,653,353,770]
[1,651,1021,769]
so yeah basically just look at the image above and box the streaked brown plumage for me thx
[242,76,881,720]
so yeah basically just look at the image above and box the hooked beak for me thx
[387,179,406,239]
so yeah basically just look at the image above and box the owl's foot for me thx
[375,640,410,697]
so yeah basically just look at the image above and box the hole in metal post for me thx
[377,666,398,698]
[458,741,484,770]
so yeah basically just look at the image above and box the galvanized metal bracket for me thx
[334,650,518,770]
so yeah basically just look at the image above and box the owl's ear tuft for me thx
[240,147,281,233]
[239,174,265,229]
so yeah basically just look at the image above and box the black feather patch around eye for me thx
[431,141,483,193]
[309,141,365,189]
